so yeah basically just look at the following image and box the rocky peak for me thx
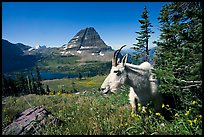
[65,27,112,52]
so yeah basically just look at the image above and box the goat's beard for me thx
[102,87,117,94]
[101,81,122,95]
[102,88,110,94]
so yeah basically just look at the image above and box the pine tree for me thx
[46,85,51,95]
[30,73,37,94]
[8,77,17,96]
[154,2,202,108]
[36,66,45,95]
[2,74,6,96]
[132,6,154,63]
[78,72,82,80]
[26,75,32,94]
[15,73,28,95]
[2,74,9,96]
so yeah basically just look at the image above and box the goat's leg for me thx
[150,78,163,112]
[128,87,139,113]
[152,92,163,112]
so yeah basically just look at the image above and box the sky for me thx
[2,2,170,50]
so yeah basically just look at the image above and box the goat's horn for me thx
[113,45,126,66]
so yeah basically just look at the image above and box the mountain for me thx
[2,39,38,73]
[16,43,32,51]
[121,46,156,56]
[2,39,24,56]
[64,27,112,52]
[28,45,47,51]
[121,46,157,64]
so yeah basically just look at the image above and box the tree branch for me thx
[175,83,202,89]
[180,80,202,84]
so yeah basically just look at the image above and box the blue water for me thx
[5,71,97,80]
[35,71,97,80]
[39,72,77,80]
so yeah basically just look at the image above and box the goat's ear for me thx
[121,54,128,66]
[112,58,116,66]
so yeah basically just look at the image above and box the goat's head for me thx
[100,45,128,94]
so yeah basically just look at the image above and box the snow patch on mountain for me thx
[28,45,46,51]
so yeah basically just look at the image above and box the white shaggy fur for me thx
[128,87,138,112]
[101,54,163,113]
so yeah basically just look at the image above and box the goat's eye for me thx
[114,70,122,76]
[113,70,119,73]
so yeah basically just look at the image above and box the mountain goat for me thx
[100,45,163,113]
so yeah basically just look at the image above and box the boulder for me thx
[2,106,63,135]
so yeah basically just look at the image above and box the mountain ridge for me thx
[64,27,112,52]
[2,39,38,72]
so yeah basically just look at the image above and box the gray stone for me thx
[2,106,63,135]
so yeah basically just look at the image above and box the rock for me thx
[2,106,63,135]
[65,27,113,52]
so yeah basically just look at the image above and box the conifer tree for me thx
[30,73,37,94]
[15,73,28,95]
[8,77,17,96]
[46,85,51,95]
[36,66,45,95]
[154,2,202,108]
[78,72,82,80]
[26,75,32,94]
[132,6,154,63]
[2,74,9,96]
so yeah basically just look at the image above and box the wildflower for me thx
[56,91,62,95]
[175,113,179,117]
[131,113,138,118]
[49,92,54,95]
[193,118,197,124]
[67,94,72,97]
[188,120,193,126]
[138,103,141,111]
[192,101,197,105]
[142,106,146,113]
[131,113,141,120]
[162,104,165,108]
[199,115,202,119]
[166,104,169,107]
[138,103,141,107]
[120,122,128,127]
[185,110,190,116]
[160,123,165,128]
[155,113,161,117]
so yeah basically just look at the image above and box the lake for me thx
[34,71,97,80]
[5,71,97,80]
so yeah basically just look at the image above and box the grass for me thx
[42,75,107,93]
[2,75,202,135]
[34,54,112,75]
